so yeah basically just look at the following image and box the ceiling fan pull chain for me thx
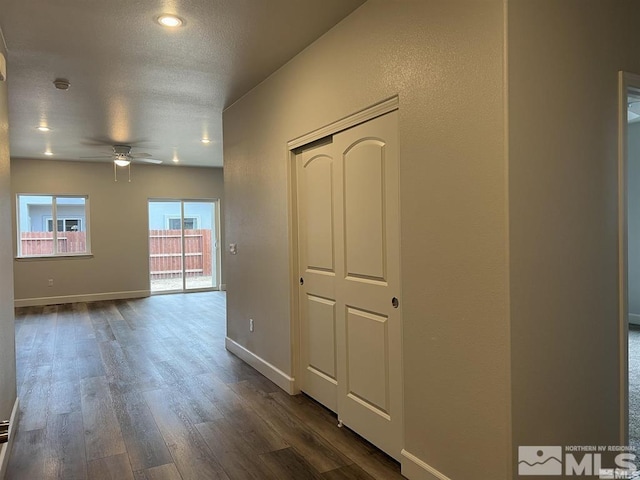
[128,163,131,183]
[114,161,118,182]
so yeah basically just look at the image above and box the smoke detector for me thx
[53,78,70,90]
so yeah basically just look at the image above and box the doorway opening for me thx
[148,199,220,293]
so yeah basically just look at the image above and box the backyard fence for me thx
[149,229,212,278]
[20,231,87,255]
[20,230,213,279]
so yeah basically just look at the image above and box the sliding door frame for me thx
[148,197,221,294]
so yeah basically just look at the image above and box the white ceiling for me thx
[0,0,365,167]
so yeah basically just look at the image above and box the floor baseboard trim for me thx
[630,313,640,325]
[401,449,451,480]
[14,290,151,307]
[0,397,19,480]
[225,337,295,394]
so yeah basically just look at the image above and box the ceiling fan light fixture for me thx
[114,159,131,167]
[157,14,183,27]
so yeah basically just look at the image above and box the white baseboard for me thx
[401,449,452,480]
[0,397,19,480]
[220,284,227,291]
[630,313,640,326]
[225,337,295,394]
[14,290,150,307]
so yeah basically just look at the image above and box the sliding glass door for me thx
[184,201,217,290]
[148,199,219,293]
[149,201,183,293]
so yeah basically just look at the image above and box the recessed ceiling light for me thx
[44,151,53,156]
[157,14,183,27]
[172,157,180,163]
[201,138,211,144]
[37,126,51,132]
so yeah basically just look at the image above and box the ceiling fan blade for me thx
[79,155,114,159]
[130,152,153,158]
[137,158,163,164]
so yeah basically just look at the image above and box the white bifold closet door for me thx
[296,111,402,461]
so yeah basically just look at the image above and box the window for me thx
[167,216,198,230]
[17,195,90,257]
[46,218,82,232]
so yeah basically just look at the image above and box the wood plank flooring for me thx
[7,292,403,480]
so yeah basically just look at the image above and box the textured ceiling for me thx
[0,0,365,167]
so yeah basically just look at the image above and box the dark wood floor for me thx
[6,292,403,480]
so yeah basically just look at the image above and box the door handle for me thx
[300,277,304,286]
[392,297,399,308]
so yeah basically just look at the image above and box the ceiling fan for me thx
[81,144,162,166]
[80,145,162,182]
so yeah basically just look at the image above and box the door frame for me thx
[618,71,640,448]
[286,95,400,394]
[148,197,222,294]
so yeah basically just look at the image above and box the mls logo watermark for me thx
[519,447,563,475]
[518,446,638,478]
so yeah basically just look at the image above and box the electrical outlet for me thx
[48,278,54,287]
[249,318,254,332]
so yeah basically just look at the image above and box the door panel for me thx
[184,201,217,290]
[296,111,401,460]
[149,201,183,292]
[344,140,387,282]
[307,295,337,380]
[304,156,334,272]
[297,145,338,411]
[346,307,389,416]
[334,111,402,461]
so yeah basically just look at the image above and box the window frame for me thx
[16,194,92,258]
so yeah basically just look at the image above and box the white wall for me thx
[223,1,511,479]
[0,30,17,460]
[508,0,640,471]
[11,159,224,304]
